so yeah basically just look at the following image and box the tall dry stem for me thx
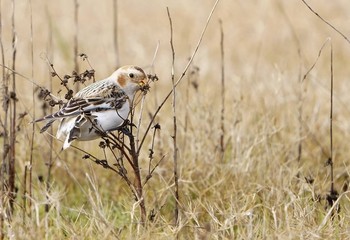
[44,1,54,214]
[9,0,17,213]
[25,0,35,221]
[74,0,79,93]
[326,42,338,211]
[0,0,7,236]
[219,19,225,158]
[167,7,180,226]
[128,111,146,224]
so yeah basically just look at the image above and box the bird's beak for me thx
[140,78,148,87]
[138,78,148,87]
[138,78,150,92]
[139,80,145,87]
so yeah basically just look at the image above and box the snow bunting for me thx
[35,65,148,149]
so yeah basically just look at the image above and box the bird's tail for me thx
[39,119,56,133]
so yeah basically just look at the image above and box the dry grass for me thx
[1,0,350,239]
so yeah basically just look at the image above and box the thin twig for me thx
[45,56,70,93]
[143,155,166,187]
[147,124,160,179]
[301,38,331,159]
[149,42,160,113]
[136,94,147,150]
[300,38,332,173]
[302,38,330,82]
[150,41,160,71]
[301,0,350,45]
[109,132,132,153]
[0,64,61,102]
[107,145,137,199]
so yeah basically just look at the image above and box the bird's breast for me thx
[92,102,130,131]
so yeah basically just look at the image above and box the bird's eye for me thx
[129,73,134,78]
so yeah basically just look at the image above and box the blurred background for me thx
[1,0,349,104]
[2,0,349,88]
[1,0,350,238]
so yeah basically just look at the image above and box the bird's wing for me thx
[35,83,128,122]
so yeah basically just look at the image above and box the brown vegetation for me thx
[1,0,350,239]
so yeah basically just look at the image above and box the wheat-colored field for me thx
[1,0,350,239]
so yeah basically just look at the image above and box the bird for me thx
[34,65,148,150]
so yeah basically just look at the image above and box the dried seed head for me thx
[99,141,106,149]
[65,90,74,100]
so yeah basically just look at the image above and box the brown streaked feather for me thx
[74,79,112,98]
[35,86,128,122]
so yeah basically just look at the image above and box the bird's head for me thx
[111,65,148,96]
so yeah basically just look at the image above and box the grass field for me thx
[1,0,350,239]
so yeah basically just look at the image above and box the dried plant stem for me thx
[297,85,303,164]
[300,39,340,218]
[296,48,303,165]
[131,2,221,224]
[9,0,17,213]
[302,38,330,83]
[45,2,54,214]
[74,0,79,93]
[329,43,333,187]
[129,132,146,224]
[0,0,7,236]
[219,19,225,158]
[123,107,146,224]
[0,64,62,102]
[150,41,159,71]
[301,1,350,194]
[183,72,190,141]
[144,126,163,186]
[25,0,35,221]
[301,37,338,208]
[301,0,350,45]
[167,7,179,226]
[136,95,146,149]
